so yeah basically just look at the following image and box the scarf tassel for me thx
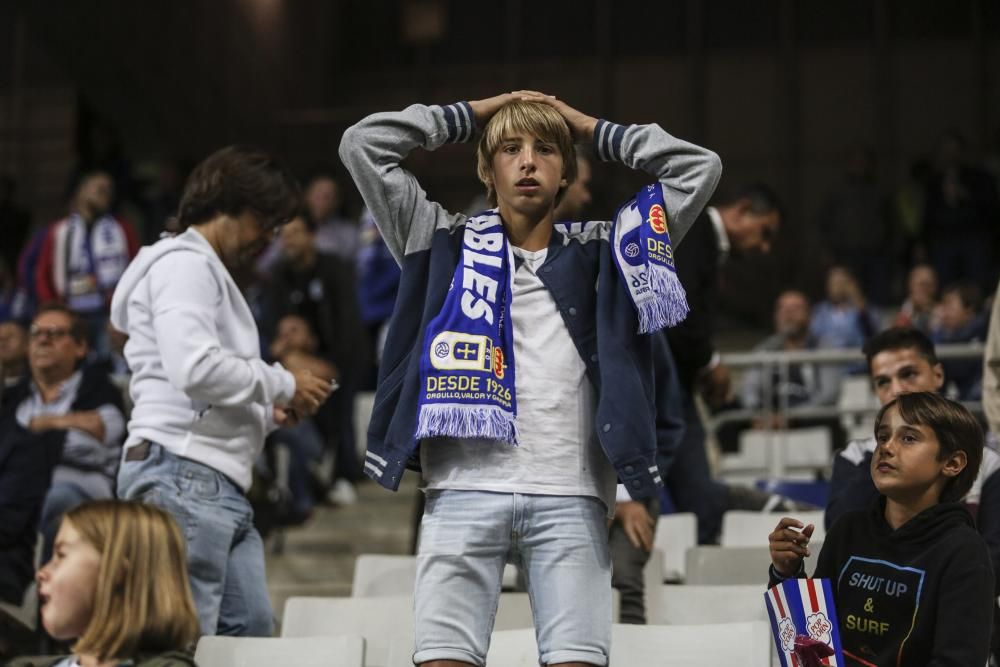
[637,263,689,334]
[416,403,519,445]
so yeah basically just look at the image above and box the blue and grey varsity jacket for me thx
[338,102,721,499]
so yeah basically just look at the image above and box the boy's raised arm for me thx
[338,102,475,262]
[533,95,722,246]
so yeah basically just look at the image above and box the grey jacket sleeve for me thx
[338,103,473,263]
[592,120,722,246]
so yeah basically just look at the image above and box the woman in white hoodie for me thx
[109,146,332,637]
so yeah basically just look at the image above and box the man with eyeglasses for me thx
[1,303,126,564]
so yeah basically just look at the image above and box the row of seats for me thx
[272,508,821,667]
[656,509,825,581]
[195,621,773,666]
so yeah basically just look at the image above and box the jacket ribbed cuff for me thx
[442,102,476,143]
[594,119,627,162]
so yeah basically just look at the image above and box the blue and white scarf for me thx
[55,213,131,313]
[416,183,686,445]
[612,182,688,333]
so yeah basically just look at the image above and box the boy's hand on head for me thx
[768,517,814,577]
[469,90,551,123]
[468,91,597,142]
[530,95,599,143]
[469,92,530,126]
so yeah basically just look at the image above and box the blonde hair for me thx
[67,500,200,662]
[476,101,578,207]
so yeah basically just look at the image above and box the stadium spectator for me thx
[772,393,993,666]
[825,326,1000,664]
[8,500,200,667]
[263,211,368,506]
[111,146,333,636]
[267,314,338,523]
[0,319,28,392]
[893,263,940,334]
[8,304,125,562]
[665,182,792,543]
[809,265,880,350]
[740,289,841,414]
[341,90,720,666]
[34,170,139,361]
[933,281,988,400]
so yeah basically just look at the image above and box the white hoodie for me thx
[110,228,295,490]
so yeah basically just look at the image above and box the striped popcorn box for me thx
[765,578,844,667]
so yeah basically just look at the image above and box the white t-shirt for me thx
[420,247,617,513]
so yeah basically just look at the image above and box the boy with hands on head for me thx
[768,392,993,666]
[340,91,720,666]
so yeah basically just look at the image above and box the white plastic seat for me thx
[351,554,417,597]
[720,509,825,547]
[648,584,769,625]
[195,635,365,667]
[485,622,772,666]
[684,543,822,586]
[352,553,520,596]
[653,513,697,582]
[839,376,879,431]
[642,547,665,622]
[282,593,536,666]
[729,427,833,478]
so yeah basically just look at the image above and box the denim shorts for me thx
[413,490,611,666]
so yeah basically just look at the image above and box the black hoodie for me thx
[807,498,994,666]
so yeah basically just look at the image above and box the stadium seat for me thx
[194,635,365,667]
[684,544,822,585]
[653,513,697,582]
[720,510,825,547]
[483,622,772,666]
[352,553,520,596]
[282,593,538,666]
[726,427,832,478]
[648,584,769,625]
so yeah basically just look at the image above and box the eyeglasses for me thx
[29,326,73,342]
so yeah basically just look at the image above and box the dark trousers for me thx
[664,389,730,544]
[609,494,660,624]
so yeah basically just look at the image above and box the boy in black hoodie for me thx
[769,392,994,666]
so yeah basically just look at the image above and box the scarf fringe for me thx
[638,263,689,333]
[416,403,518,445]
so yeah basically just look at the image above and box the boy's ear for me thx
[940,450,968,479]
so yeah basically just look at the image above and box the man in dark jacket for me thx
[665,183,785,543]
[263,212,369,503]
